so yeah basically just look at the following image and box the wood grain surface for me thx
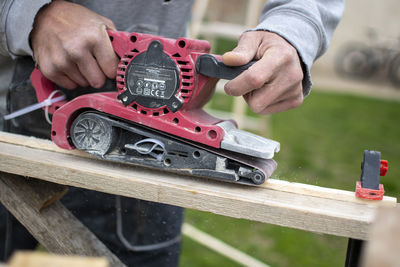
[0,131,397,240]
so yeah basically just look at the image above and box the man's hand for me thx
[222,31,304,114]
[30,0,119,89]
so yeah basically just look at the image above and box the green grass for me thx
[179,90,400,267]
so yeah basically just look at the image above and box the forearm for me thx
[0,0,51,58]
[255,0,345,95]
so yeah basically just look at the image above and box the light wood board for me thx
[8,252,108,267]
[0,172,125,267]
[0,131,397,240]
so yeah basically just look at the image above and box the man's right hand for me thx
[30,0,119,89]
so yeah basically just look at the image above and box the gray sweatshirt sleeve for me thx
[255,0,344,96]
[0,0,51,58]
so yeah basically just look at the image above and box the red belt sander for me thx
[31,30,280,185]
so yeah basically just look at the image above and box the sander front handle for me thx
[195,54,256,80]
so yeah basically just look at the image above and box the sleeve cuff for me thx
[252,10,324,96]
[6,0,51,58]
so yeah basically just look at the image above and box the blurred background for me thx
[179,1,400,266]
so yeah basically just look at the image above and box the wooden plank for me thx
[8,252,108,267]
[0,131,397,240]
[4,177,68,212]
[0,131,87,157]
[0,173,125,267]
[0,131,395,207]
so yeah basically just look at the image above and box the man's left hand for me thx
[222,31,304,115]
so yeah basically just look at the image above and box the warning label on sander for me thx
[126,65,178,100]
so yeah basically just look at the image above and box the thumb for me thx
[222,32,261,66]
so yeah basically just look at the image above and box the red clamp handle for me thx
[380,160,388,176]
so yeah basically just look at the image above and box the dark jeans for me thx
[0,57,184,266]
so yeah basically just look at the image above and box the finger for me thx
[93,26,119,79]
[224,47,282,96]
[50,73,78,90]
[221,32,262,66]
[244,83,303,114]
[257,94,303,115]
[76,52,106,88]
[242,85,277,114]
[38,57,79,90]
[42,48,89,87]
[271,83,303,104]
[247,66,303,105]
[64,65,90,87]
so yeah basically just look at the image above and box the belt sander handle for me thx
[195,54,256,80]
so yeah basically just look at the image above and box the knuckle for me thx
[51,56,69,72]
[62,40,85,62]
[87,29,105,46]
[246,72,265,89]
[280,49,294,62]
[67,49,84,63]
[65,31,101,52]
[276,46,297,65]
[250,103,264,114]
[41,67,57,81]
[289,94,304,109]
[247,96,265,114]
[294,69,304,82]
[287,71,304,86]
[38,60,56,79]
